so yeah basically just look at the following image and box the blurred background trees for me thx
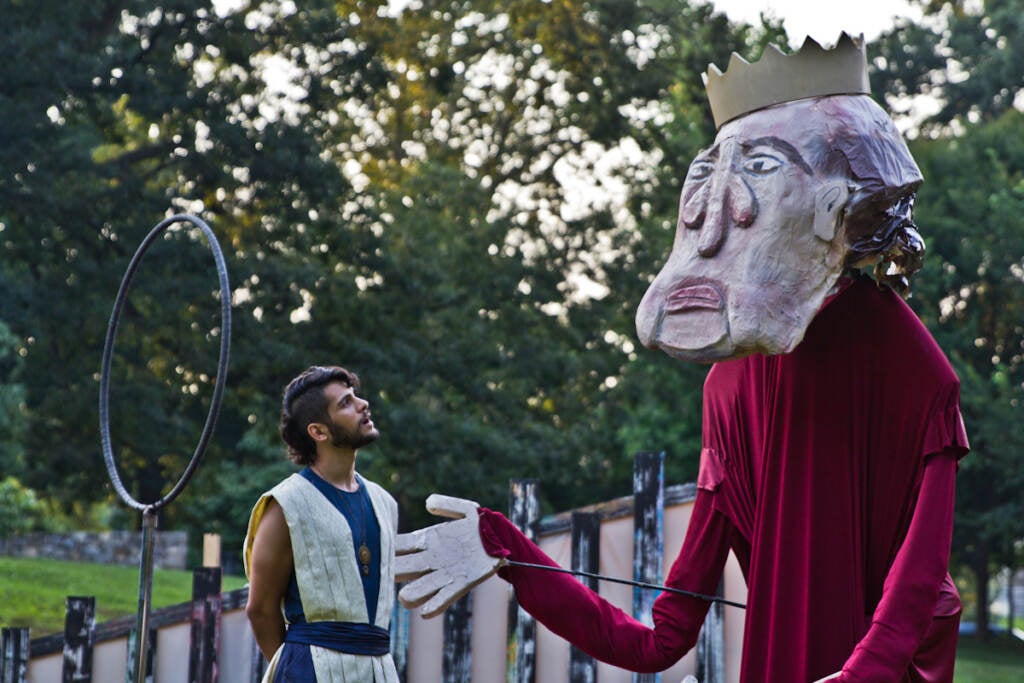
[1,0,1021,635]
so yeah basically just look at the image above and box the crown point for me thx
[726,52,751,71]
[798,35,826,54]
[703,30,871,129]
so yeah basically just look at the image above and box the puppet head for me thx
[635,34,924,362]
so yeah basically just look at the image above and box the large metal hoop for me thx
[98,214,231,513]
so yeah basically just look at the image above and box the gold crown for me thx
[704,32,870,129]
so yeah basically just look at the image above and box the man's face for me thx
[636,98,853,362]
[322,381,379,449]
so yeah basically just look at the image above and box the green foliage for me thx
[908,108,1024,632]
[0,478,56,536]
[872,0,1024,134]
[0,477,126,537]
[0,556,247,637]
[0,0,781,546]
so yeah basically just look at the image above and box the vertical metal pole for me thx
[130,508,158,683]
[632,452,664,683]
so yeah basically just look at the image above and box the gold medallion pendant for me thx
[359,543,371,575]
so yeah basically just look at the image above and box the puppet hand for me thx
[811,673,842,682]
[395,494,506,618]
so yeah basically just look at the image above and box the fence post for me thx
[569,511,600,683]
[189,566,222,683]
[633,452,664,683]
[442,593,473,682]
[202,534,222,568]
[506,478,539,683]
[696,591,725,683]
[63,596,95,682]
[1,627,29,683]
[390,592,410,682]
[249,636,267,683]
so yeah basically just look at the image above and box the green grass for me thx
[954,634,1024,683]
[0,557,248,637]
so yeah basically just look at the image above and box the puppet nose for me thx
[683,173,757,258]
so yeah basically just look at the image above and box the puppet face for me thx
[636,98,855,362]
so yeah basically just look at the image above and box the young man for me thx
[245,365,399,682]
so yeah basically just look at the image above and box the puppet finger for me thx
[394,551,432,582]
[395,529,428,555]
[398,570,451,608]
[425,494,480,519]
[419,582,472,619]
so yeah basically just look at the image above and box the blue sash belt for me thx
[285,621,390,656]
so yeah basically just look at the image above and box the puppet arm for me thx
[482,489,733,673]
[397,490,733,673]
[838,450,960,682]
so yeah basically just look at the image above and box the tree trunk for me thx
[1008,565,1016,636]
[974,545,991,640]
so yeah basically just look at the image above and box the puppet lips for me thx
[664,283,723,312]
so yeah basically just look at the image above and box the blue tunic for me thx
[274,468,382,683]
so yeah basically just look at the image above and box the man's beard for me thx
[328,420,378,449]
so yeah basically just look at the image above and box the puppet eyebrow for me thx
[693,143,720,163]
[740,136,813,175]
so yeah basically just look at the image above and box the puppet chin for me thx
[646,303,813,363]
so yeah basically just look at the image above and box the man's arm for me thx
[838,450,959,681]
[245,498,293,662]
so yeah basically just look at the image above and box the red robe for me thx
[479,275,969,682]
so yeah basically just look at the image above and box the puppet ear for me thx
[813,183,850,241]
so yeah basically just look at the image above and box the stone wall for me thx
[0,530,188,569]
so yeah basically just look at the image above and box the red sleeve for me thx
[478,488,733,673]
[839,450,959,682]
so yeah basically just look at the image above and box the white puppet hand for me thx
[395,494,506,618]
[811,672,842,682]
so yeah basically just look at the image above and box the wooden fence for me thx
[1,453,746,682]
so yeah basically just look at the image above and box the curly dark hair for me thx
[809,95,926,295]
[279,365,360,465]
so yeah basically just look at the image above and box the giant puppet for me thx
[395,34,969,683]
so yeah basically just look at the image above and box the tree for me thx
[0,0,782,558]
[908,109,1024,637]
[872,0,1024,135]
[0,321,27,478]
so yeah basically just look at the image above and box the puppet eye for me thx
[686,160,714,181]
[742,154,782,176]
